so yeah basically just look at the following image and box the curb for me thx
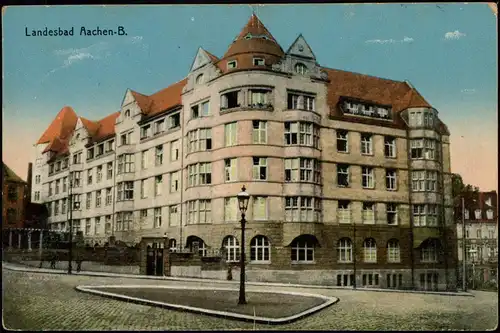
[3,262,474,297]
[74,284,339,324]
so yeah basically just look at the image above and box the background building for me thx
[3,163,27,229]
[456,191,498,287]
[31,14,457,290]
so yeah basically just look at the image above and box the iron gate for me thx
[146,247,164,276]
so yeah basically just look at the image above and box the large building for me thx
[456,191,498,286]
[32,14,457,290]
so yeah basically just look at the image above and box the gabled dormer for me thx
[184,47,221,93]
[273,34,327,81]
[119,89,149,123]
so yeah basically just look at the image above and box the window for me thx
[140,124,151,139]
[116,211,132,231]
[105,188,112,206]
[476,229,482,239]
[362,274,379,287]
[413,204,439,227]
[285,158,321,183]
[424,139,436,160]
[96,144,104,156]
[195,73,204,85]
[87,147,94,160]
[474,209,481,220]
[154,120,164,135]
[117,154,134,174]
[224,159,237,182]
[224,197,238,222]
[120,131,132,146]
[55,162,61,172]
[169,205,179,226]
[221,90,240,109]
[360,134,373,155]
[409,111,423,127]
[227,60,237,70]
[48,182,53,196]
[86,193,92,210]
[117,181,134,201]
[252,196,268,220]
[252,120,267,144]
[387,203,398,225]
[486,209,494,220]
[337,200,351,224]
[337,238,353,262]
[362,202,375,224]
[387,274,403,288]
[55,180,60,195]
[252,157,267,180]
[170,140,180,161]
[199,199,212,224]
[49,164,54,175]
[188,162,212,186]
[140,179,146,198]
[154,208,162,228]
[426,171,438,191]
[87,169,93,185]
[253,57,264,66]
[61,198,67,214]
[384,137,396,158]
[85,218,91,235]
[155,175,163,196]
[285,196,321,222]
[6,208,17,224]
[188,128,212,152]
[337,164,349,187]
[410,139,424,159]
[337,274,355,287]
[223,236,240,262]
[170,171,179,193]
[294,63,307,75]
[140,209,148,224]
[34,191,40,201]
[106,140,114,152]
[421,240,438,263]
[168,113,180,129]
[284,122,319,148]
[187,200,211,224]
[35,175,41,184]
[387,240,400,263]
[337,130,348,152]
[386,169,397,190]
[488,229,495,239]
[94,217,101,235]
[124,109,130,117]
[54,201,59,215]
[155,145,163,166]
[424,112,434,127]
[249,89,270,108]
[95,190,102,208]
[105,215,112,234]
[107,162,113,179]
[362,167,374,189]
[412,170,425,192]
[411,139,437,160]
[287,92,315,111]
[291,237,315,262]
[250,236,270,262]
[224,122,237,146]
[363,238,377,263]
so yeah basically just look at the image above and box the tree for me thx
[452,173,479,221]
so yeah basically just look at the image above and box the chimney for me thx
[27,162,33,202]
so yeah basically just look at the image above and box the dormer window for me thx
[227,60,237,70]
[87,147,94,160]
[140,124,151,140]
[295,63,307,75]
[485,198,492,207]
[97,144,104,156]
[474,209,482,220]
[195,73,204,85]
[75,133,80,140]
[244,33,252,40]
[124,109,130,117]
[486,209,494,220]
[253,57,265,66]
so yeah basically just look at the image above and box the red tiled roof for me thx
[88,112,120,144]
[131,79,187,116]
[79,117,100,137]
[36,106,78,144]
[236,13,278,43]
[205,50,220,63]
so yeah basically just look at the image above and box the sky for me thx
[2,4,497,191]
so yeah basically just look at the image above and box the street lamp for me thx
[237,185,250,305]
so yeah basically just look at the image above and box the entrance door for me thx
[155,249,164,276]
[146,248,155,275]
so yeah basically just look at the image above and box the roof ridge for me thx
[321,66,408,85]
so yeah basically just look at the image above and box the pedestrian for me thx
[76,251,83,273]
[50,251,57,269]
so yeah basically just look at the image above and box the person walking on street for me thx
[50,251,57,269]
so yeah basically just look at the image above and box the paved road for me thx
[2,269,498,330]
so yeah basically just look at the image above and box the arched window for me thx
[363,238,377,263]
[294,63,307,75]
[387,239,400,263]
[124,109,130,117]
[250,235,270,262]
[421,239,438,263]
[290,235,316,262]
[186,236,208,257]
[337,238,353,263]
[195,73,204,85]
[222,236,239,262]
[169,239,177,252]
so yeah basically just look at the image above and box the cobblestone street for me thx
[2,269,498,330]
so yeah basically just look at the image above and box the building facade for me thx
[32,14,457,290]
[456,191,498,286]
[2,163,28,229]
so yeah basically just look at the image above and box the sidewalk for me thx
[2,261,474,297]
